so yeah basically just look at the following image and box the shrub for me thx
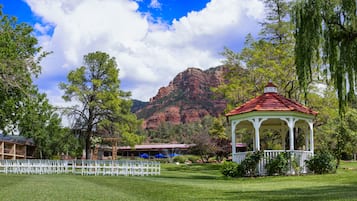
[51,155,61,160]
[187,155,200,163]
[265,152,289,176]
[305,152,336,174]
[220,161,239,177]
[173,155,187,163]
[238,151,263,177]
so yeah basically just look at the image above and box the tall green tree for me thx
[293,0,357,114]
[0,8,73,158]
[214,0,300,110]
[0,7,47,134]
[261,0,292,44]
[18,88,80,159]
[60,51,142,159]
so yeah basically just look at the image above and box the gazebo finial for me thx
[264,81,277,93]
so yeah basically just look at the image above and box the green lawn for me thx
[0,161,356,201]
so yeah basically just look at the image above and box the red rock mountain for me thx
[135,66,228,130]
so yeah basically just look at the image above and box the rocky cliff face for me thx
[135,66,228,130]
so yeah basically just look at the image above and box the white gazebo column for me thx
[231,120,239,155]
[249,118,266,151]
[308,121,314,154]
[281,117,297,151]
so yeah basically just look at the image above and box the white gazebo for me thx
[226,82,318,175]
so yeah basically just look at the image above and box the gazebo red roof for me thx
[226,82,318,117]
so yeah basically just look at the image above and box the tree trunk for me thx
[85,134,91,159]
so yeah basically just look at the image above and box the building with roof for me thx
[226,82,318,175]
[96,143,195,160]
[0,134,36,159]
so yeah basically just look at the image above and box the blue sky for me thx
[136,0,210,24]
[0,0,264,106]
[0,0,210,24]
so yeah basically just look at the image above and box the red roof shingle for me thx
[226,83,318,117]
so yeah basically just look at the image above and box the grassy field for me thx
[0,161,356,201]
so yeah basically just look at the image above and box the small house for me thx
[0,134,36,159]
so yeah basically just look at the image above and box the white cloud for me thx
[34,23,52,34]
[26,0,264,105]
[149,0,161,9]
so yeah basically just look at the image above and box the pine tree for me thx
[60,51,142,159]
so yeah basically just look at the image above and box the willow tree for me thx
[293,0,357,114]
[60,51,142,159]
[293,0,357,166]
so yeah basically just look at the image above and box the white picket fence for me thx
[0,160,160,176]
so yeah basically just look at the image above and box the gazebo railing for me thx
[290,150,312,174]
[232,151,253,164]
[233,150,313,175]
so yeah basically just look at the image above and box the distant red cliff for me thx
[135,66,229,130]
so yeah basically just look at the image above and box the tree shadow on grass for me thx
[158,174,221,180]
[163,164,221,172]
[223,182,357,201]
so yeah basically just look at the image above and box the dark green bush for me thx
[265,152,290,176]
[305,152,336,174]
[238,151,263,177]
[220,161,239,177]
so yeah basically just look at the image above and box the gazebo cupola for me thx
[226,81,318,175]
[263,81,278,93]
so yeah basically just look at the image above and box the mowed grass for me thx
[0,161,356,201]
